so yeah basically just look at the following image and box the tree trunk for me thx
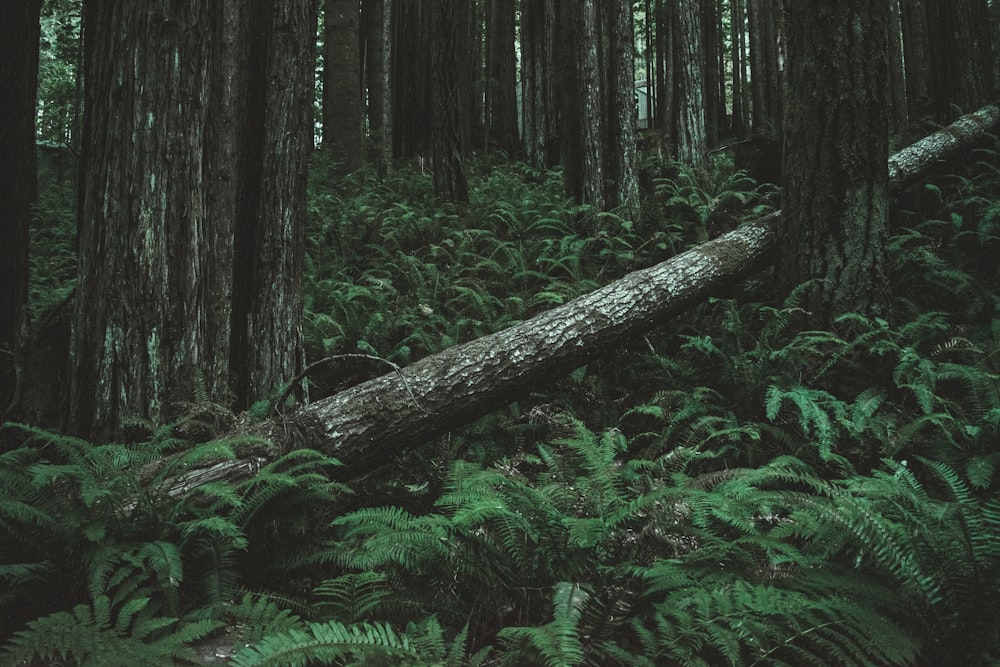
[430,0,470,203]
[0,0,40,416]
[72,1,220,438]
[781,0,890,327]
[152,103,1000,491]
[900,0,932,118]
[71,1,316,438]
[322,0,364,174]
[520,0,557,167]
[606,0,639,220]
[701,0,722,146]
[887,0,908,139]
[484,0,519,155]
[925,0,994,122]
[747,0,783,136]
[391,1,433,161]
[729,0,748,139]
[230,0,316,409]
[674,0,707,170]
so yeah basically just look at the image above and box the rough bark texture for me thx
[72,1,218,437]
[781,0,890,326]
[0,0,41,416]
[674,0,707,170]
[579,0,605,210]
[322,0,363,173]
[606,0,640,221]
[71,1,316,438]
[156,104,1000,489]
[230,0,316,409]
[430,0,470,203]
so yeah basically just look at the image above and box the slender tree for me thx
[520,0,558,167]
[484,0,519,155]
[360,0,392,170]
[781,0,890,325]
[322,0,363,174]
[730,0,749,138]
[0,0,41,416]
[900,0,932,118]
[747,0,783,136]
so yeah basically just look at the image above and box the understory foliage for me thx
[5,146,1000,665]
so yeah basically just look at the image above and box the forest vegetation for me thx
[2,0,1000,665]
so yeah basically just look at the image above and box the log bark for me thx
[162,103,1000,491]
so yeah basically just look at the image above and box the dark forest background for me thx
[2,1,1000,665]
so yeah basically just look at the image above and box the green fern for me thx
[1,595,220,667]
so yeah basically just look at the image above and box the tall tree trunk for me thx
[391,0,433,161]
[230,0,316,409]
[654,0,672,138]
[361,0,388,168]
[73,1,219,437]
[925,0,994,122]
[887,0,908,139]
[747,0,783,136]
[431,0,470,203]
[674,0,707,169]
[606,0,639,220]
[579,0,605,210]
[701,0,722,146]
[485,0,519,155]
[900,0,932,118]
[71,1,316,438]
[0,0,40,417]
[322,0,363,174]
[781,0,890,326]
[730,0,748,138]
[520,0,557,167]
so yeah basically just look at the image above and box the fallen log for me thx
[163,103,1000,491]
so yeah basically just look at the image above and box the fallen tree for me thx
[163,103,1000,491]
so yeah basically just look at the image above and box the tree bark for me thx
[520,0,557,168]
[71,0,316,438]
[430,0,470,203]
[230,0,316,409]
[0,0,41,416]
[605,0,639,220]
[391,1,433,161]
[322,0,363,174]
[747,0,783,136]
[781,0,890,326]
[152,103,1000,491]
[674,0,707,170]
[484,0,519,155]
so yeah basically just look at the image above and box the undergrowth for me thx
[5,144,1000,665]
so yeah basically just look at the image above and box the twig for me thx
[273,354,432,415]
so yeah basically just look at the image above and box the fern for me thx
[230,620,418,667]
[0,595,220,667]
